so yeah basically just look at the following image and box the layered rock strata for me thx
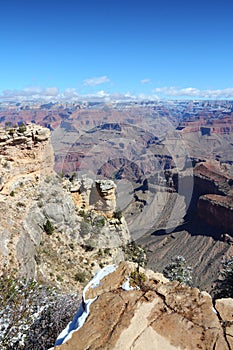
[0,124,130,290]
[194,161,233,234]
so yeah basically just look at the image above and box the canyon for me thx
[1,102,233,293]
[0,101,233,349]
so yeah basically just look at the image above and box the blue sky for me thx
[1,0,233,100]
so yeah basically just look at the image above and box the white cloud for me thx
[2,85,233,103]
[61,88,79,99]
[0,87,132,102]
[1,87,60,101]
[153,86,233,99]
[141,78,151,84]
[83,76,110,86]
[95,90,109,98]
[42,87,59,96]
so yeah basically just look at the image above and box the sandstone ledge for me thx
[54,262,232,350]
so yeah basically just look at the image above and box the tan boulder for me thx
[215,298,233,349]
[54,262,231,350]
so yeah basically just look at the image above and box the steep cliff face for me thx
[0,124,55,276]
[194,161,233,235]
[194,161,232,197]
[198,194,233,234]
[53,262,233,350]
[0,123,53,194]
[0,124,130,290]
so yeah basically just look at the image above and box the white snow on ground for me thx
[122,277,135,291]
[212,306,218,314]
[55,265,116,346]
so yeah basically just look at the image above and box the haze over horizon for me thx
[1,0,233,101]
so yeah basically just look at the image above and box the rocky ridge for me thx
[54,262,233,350]
[0,124,130,291]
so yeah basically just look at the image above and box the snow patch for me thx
[122,277,135,291]
[55,265,116,346]
[212,306,218,314]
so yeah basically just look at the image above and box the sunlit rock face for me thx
[93,179,117,217]
[0,124,55,276]
[69,177,117,217]
[54,262,232,350]
[0,124,130,290]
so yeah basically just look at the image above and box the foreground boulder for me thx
[54,262,233,350]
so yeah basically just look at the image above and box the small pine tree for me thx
[43,219,54,235]
[123,241,147,272]
[212,256,233,299]
[163,256,193,286]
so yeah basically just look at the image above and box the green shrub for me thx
[56,275,63,282]
[17,202,26,207]
[43,219,54,235]
[93,215,105,228]
[0,271,79,350]
[130,270,146,286]
[8,128,15,136]
[79,209,86,218]
[122,241,147,270]
[163,256,193,286]
[18,124,27,133]
[97,248,103,257]
[5,121,11,129]
[10,191,15,197]
[114,209,123,222]
[74,271,86,283]
[104,248,111,255]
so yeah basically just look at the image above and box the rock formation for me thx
[194,161,233,235]
[0,124,130,291]
[0,123,53,194]
[69,177,117,217]
[94,179,117,216]
[53,262,233,350]
[198,194,233,233]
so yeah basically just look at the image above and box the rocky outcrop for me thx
[198,194,233,234]
[0,124,130,290]
[93,180,117,216]
[194,161,233,235]
[0,124,79,280]
[194,161,232,197]
[0,123,53,194]
[215,298,233,349]
[54,262,233,350]
[69,177,117,217]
